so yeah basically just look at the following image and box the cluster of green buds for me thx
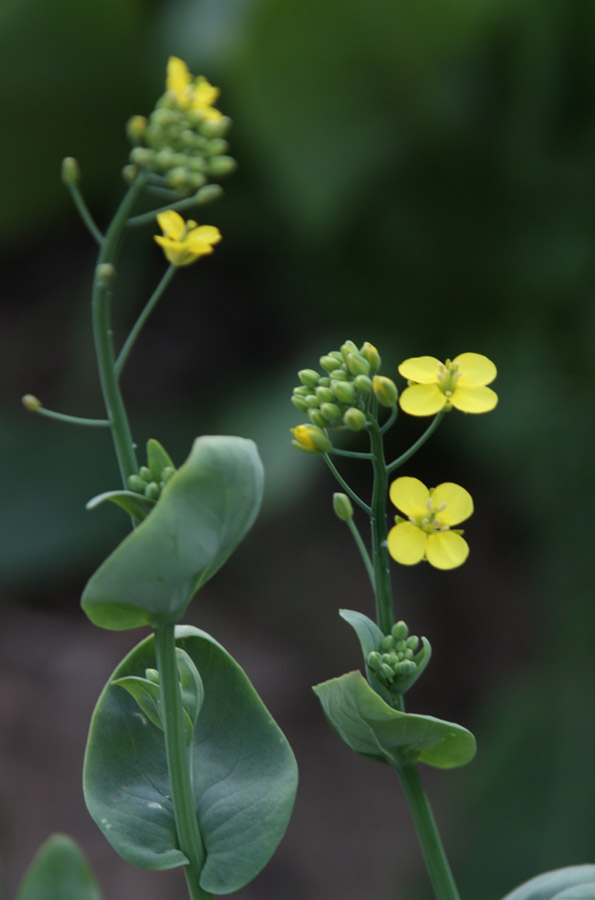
[126,439,176,503]
[291,340,398,452]
[367,620,431,695]
[124,58,236,199]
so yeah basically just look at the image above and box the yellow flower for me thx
[398,353,497,416]
[154,210,221,266]
[166,57,222,119]
[387,476,473,570]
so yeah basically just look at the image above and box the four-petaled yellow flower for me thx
[166,57,222,119]
[398,353,497,416]
[154,211,221,266]
[387,476,473,570]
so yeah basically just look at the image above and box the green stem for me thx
[387,411,445,473]
[127,194,202,228]
[91,178,147,486]
[345,517,375,588]
[66,182,104,246]
[396,763,461,900]
[116,264,177,377]
[380,404,398,435]
[329,447,373,459]
[322,453,371,514]
[368,421,393,633]
[25,405,110,428]
[154,625,212,900]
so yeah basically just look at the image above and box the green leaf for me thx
[146,438,175,479]
[81,435,264,630]
[176,647,204,737]
[15,834,102,900]
[83,626,298,893]
[86,489,155,523]
[112,675,164,731]
[500,867,595,900]
[313,669,476,769]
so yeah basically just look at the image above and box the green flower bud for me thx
[329,369,349,382]
[315,386,335,403]
[187,172,207,191]
[199,115,232,139]
[166,167,190,189]
[332,380,356,404]
[332,493,354,521]
[320,402,341,422]
[403,648,414,660]
[129,147,155,168]
[360,342,381,373]
[380,635,394,651]
[406,636,420,651]
[346,353,371,376]
[354,375,373,393]
[22,394,42,412]
[293,385,310,396]
[395,639,407,653]
[140,466,153,483]
[127,474,147,494]
[145,482,160,500]
[61,156,80,185]
[305,394,319,408]
[291,424,332,453]
[161,466,175,483]
[392,620,409,640]
[380,664,394,682]
[298,369,320,388]
[126,115,148,144]
[207,155,237,177]
[122,164,138,184]
[291,395,309,412]
[308,409,328,428]
[396,660,417,676]
[195,184,224,205]
[373,375,398,407]
[320,354,343,372]
[367,651,382,671]
[340,340,359,360]
[145,667,160,684]
[205,138,229,157]
[343,408,367,431]
[318,376,331,387]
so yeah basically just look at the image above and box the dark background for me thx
[1,1,594,898]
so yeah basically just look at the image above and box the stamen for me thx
[440,525,450,532]
[438,502,446,511]
[444,390,452,397]
[422,517,429,526]
[426,498,433,511]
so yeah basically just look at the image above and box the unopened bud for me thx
[145,668,160,684]
[396,660,417,676]
[360,342,381,373]
[320,402,341,422]
[380,635,394,651]
[346,353,370,377]
[140,466,153,483]
[290,424,332,453]
[127,474,147,493]
[126,115,148,144]
[61,157,80,185]
[315,386,335,403]
[333,493,353,521]
[205,138,229,157]
[320,354,343,372]
[308,409,328,428]
[298,369,320,388]
[392,620,409,640]
[145,482,160,500]
[22,394,41,412]
[199,116,232,139]
[291,395,309,412]
[161,466,175,483]
[367,651,382,671]
[406,636,419,651]
[195,184,224,205]
[343,408,367,431]
[354,375,373,393]
[380,664,394,681]
[207,155,237,177]
[331,381,356,404]
[373,375,398,407]
[122,164,139,184]
[340,340,359,360]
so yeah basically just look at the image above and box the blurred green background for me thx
[1,0,594,898]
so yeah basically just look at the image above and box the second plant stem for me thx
[154,625,212,900]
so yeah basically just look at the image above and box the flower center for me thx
[409,497,449,534]
[436,359,461,398]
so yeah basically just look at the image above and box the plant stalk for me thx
[396,763,461,900]
[368,421,394,633]
[154,625,212,900]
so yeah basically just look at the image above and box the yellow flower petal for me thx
[431,482,473,526]
[426,531,469,569]
[389,476,429,519]
[190,225,222,245]
[399,383,446,416]
[450,384,498,414]
[153,236,194,266]
[388,521,427,565]
[398,356,441,383]
[453,352,497,386]
[166,57,191,94]
[156,210,185,240]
